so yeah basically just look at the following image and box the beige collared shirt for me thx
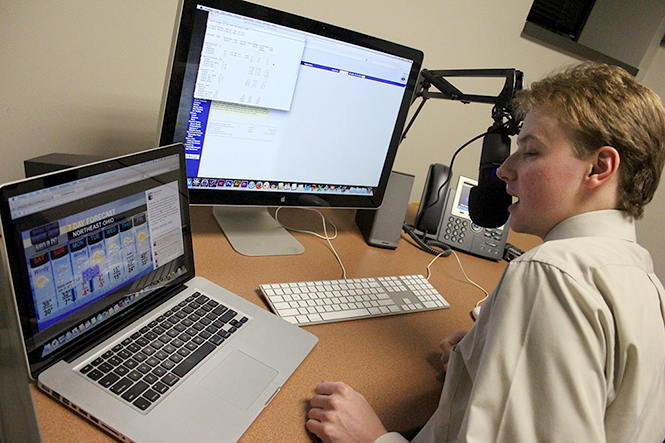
[378,210,665,443]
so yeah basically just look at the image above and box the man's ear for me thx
[585,146,620,189]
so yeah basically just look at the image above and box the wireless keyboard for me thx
[260,275,450,326]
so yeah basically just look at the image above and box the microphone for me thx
[468,130,512,228]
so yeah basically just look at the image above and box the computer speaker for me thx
[356,171,414,249]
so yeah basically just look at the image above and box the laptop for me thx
[0,143,318,443]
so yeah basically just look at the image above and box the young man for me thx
[306,62,665,443]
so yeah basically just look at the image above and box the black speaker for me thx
[24,153,104,178]
[356,171,414,249]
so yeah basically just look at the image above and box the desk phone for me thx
[415,164,509,260]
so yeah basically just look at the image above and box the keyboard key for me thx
[98,373,120,388]
[143,389,160,402]
[110,378,133,395]
[195,294,209,304]
[172,342,216,378]
[219,310,237,324]
[209,335,225,345]
[212,305,228,316]
[277,308,299,317]
[153,382,169,394]
[160,360,175,370]
[114,365,130,376]
[161,373,179,387]
[133,397,152,411]
[321,308,369,321]
[143,373,159,385]
[127,370,143,382]
[97,362,113,373]
[86,369,104,381]
[121,381,149,402]
[169,354,183,364]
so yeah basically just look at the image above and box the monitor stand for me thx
[212,206,305,256]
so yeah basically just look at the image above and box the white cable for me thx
[427,249,489,306]
[274,207,347,279]
[451,250,489,307]
[274,207,338,240]
[426,251,445,280]
[450,250,489,297]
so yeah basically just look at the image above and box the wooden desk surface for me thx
[33,205,541,442]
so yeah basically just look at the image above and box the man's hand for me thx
[307,381,388,443]
[440,329,467,371]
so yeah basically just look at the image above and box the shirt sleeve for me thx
[456,257,612,442]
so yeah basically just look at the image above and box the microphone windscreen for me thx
[468,186,511,228]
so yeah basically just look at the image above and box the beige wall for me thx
[1,0,664,278]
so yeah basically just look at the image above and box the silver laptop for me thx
[0,143,318,443]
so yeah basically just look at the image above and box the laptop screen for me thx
[0,144,194,375]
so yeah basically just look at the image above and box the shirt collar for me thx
[544,209,636,243]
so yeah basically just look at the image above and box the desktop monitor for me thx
[158,0,424,255]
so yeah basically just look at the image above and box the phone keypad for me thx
[443,216,506,258]
[443,216,468,244]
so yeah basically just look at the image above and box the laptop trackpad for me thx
[199,350,278,410]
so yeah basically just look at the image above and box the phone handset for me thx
[414,163,450,236]
[405,164,452,257]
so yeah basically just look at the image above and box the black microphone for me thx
[468,130,512,228]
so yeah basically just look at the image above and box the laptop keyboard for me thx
[79,292,249,412]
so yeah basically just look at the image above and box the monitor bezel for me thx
[158,0,424,210]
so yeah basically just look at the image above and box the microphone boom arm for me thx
[402,68,523,142]
[419,68,522,106]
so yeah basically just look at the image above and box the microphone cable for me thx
[406,128,491,256]
[413,129,489,228]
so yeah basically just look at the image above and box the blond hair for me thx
[513,62,665,219]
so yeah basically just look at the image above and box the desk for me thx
[33,205,541,442]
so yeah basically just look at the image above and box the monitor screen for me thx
[158,0,423,255]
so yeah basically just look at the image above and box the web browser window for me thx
[185,5,414,193]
